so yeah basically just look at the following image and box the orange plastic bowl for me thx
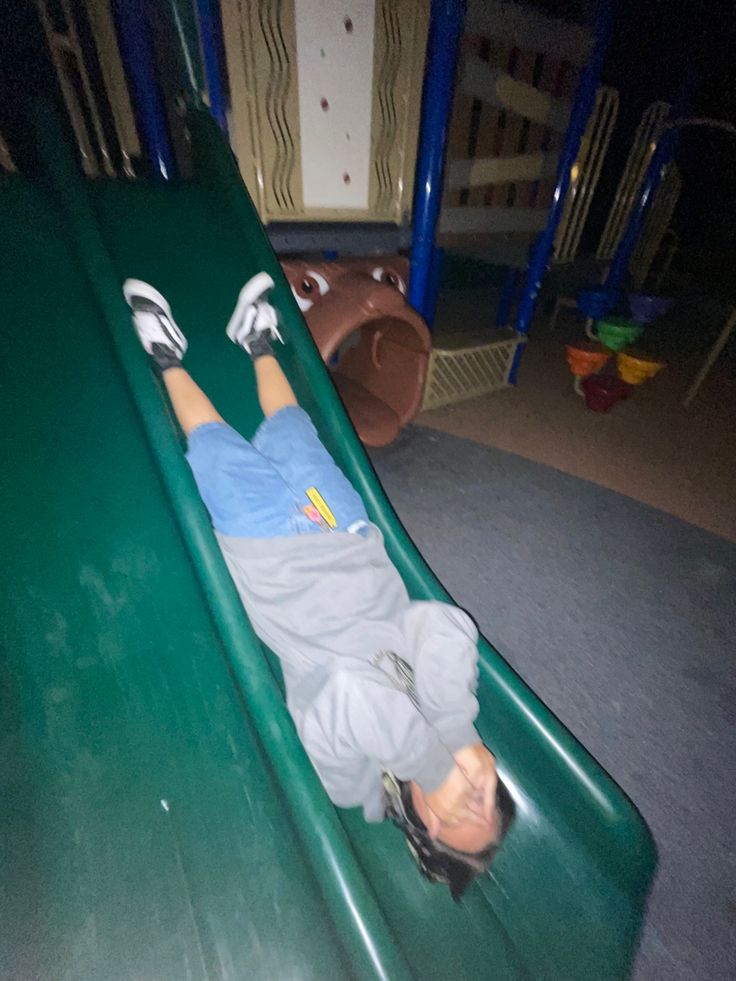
[565,341,610,378]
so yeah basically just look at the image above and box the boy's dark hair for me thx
[383,772,515,901]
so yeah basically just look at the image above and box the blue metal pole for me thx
[113,0,175,179]
[424,246,445,322]
[408,0,466,325]
[509,0,615,383]
[195,0,228,134]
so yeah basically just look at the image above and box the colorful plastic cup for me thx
[628,293,673,324]
[616,349,665,385]
[565,341,611,378]
[580,373,632,412]
[576,287,617,321]
[596,316,644,352]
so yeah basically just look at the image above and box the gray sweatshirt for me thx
[216,524,480,821]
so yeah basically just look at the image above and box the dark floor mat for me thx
[372,425,736,981]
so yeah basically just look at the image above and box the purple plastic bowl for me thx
[629,293,673,324]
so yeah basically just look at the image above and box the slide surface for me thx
[0,110,656,981]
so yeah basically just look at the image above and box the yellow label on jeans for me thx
[306,486,337,528]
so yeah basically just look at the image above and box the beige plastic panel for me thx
[84,0,139,176]
[461,57,571,132]
[597,100,671,260]
[439,0,588,260]
[554,85,619,262]
[422,335,519,410]
[440,205,549,237]
[630,163,682,288]
[448,149,560,190]
[464,0,593,66]
[36,0,137,178]
[221,0,428,223]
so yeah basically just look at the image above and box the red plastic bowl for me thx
[581,373,632,412]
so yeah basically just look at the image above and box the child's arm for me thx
[405,603,498,825]
[404,602,482,754]
[298,662,480,827]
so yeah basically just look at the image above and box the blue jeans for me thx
[186,406,369,538]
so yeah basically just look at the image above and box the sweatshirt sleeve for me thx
[404,601,481,754]
[298,663,456,808]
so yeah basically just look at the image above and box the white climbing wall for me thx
[294,0,376,210]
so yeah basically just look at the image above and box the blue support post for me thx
[408,0,466,326]
[195,0,228,134]
[509,0,615,383]
[113,0,175,179]
[425,246,445,322]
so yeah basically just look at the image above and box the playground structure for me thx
[561,107,736,409]
[410,0,619,401]
[0,4,660,980]
[390,0,680,408]
[26,0,654,414]
[23,2,691,400]
[547,99,683,334]
[23,0,690,416]
[220,0,428,226]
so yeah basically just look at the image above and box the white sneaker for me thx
[123,279,188,361]
[226,272,283,352]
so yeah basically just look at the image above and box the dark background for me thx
[597,0,736,260]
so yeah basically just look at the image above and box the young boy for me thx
[123,274,512,899]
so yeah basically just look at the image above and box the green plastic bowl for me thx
[596,316,644,352]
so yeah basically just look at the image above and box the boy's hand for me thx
[454,743,498,827]
[423,763,489,838]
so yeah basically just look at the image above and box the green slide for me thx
[0,107,656,981]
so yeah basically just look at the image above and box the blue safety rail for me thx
[409,0,466,320]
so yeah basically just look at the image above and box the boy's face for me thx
[409,781,499,853]
[438,812,499,853]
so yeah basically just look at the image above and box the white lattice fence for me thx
[422,336,519,410]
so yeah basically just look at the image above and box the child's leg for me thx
[122,279,225,436]
[162,367,224,436]
[162,341,295,432]
[227,278,368,533]
[225,275,297,418]
[253,354,298,419]
[123,279,300,538]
